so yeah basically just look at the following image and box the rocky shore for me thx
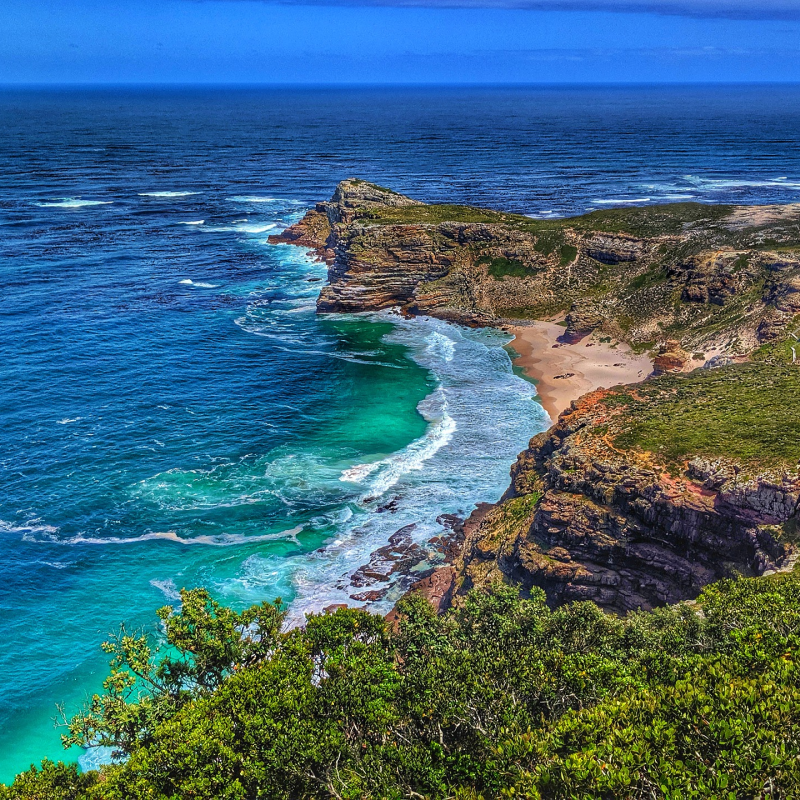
[271,179,800,614]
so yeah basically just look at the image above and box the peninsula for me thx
[272,179,800,614]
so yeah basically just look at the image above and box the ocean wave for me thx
[39,527,304,547]
[592,197,652,205]
[177,220,205,226]
[282,314,548,622]
[425,331,456,363]
[35,199,112,208]
[0,519,60,540]
[138,191,200,198]
[150,578,182,600]
[682,175,800,191]
[56,417,82,425]
[227,196,278,203]
[204,222,277,234]
[179,279,219,288]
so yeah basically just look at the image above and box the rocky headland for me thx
[271,179,800,613]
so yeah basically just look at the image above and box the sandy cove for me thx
[506,321,653,422]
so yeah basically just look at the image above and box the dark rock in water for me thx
[376,497,400,514]
[350,588,389,602]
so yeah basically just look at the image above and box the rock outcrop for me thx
[273,179,800,357]
[454,363,799,613]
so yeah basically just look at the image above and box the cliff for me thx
[272,179,800,353]
[453,363,799,612]
[272,180,800,613]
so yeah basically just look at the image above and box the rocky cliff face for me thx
[272,179,800,355]
[272,180,800,614]
[452,363,799,613]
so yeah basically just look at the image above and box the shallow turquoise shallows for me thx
[3,85,800,781]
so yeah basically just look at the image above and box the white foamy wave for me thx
[138,191,200,198]
[177,220,205,226]
[56,417,82,425]
[179,279,219,288]
[0,519,60,540]
[281,313,550,623]
[340,461,381,484]
[150,578,182,601]
[683,175,800,191]
[360,405,456,500]
[48,526,303,547]
[36,199,112,208]
[204,222,277,234]
[425,331,456,363]
[227,196,278,203]
[592,197,652,205]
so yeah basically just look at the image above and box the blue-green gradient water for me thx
[2,85,800,781]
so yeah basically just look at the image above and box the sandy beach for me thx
[507,322,653,422]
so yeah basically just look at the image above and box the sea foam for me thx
[35,199,112,208]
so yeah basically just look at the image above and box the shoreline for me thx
[505,321,653,422]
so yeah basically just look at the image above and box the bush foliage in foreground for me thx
[3,574,800,799]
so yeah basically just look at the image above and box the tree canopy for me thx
[3,573,800,799]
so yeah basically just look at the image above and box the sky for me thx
[2,0,800,84]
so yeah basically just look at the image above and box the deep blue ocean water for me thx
[1,84,800,781]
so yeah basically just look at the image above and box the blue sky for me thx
[2,0,800,83]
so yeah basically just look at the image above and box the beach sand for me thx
[507,322,653,423]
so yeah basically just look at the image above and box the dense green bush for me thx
[4,574,800,798]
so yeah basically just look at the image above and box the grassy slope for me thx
[611,363,800,473]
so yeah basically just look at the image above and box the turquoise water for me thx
[3,85,800,781]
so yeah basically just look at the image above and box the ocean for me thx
[1,84,800,781]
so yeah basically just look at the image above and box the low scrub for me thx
[4,572,800,799]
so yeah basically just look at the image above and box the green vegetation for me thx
[366,199,735,241]
[566,202,735,238]
[479,255,530,279]
[368,203,513,226]
[559,244,577,266]
[4,574,800,799]
[613,362,800,472]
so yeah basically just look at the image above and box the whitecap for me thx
[425,331,456,363]
[592,197,652,205]
[0,519,60,540]
[179,279,219,288]
[203,223,277,234]
[54,526,304,547]
[56,417,82,425]
[227,196,303,204]
[177,220,205,226]
[138,191,200,198]
[150,578,182,601]
[340,461,381,483]
[36,199,112,208]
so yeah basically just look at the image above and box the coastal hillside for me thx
[274,181,800,612]
[272,179,800,361]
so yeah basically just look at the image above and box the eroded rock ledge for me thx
[450,363,799,613]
